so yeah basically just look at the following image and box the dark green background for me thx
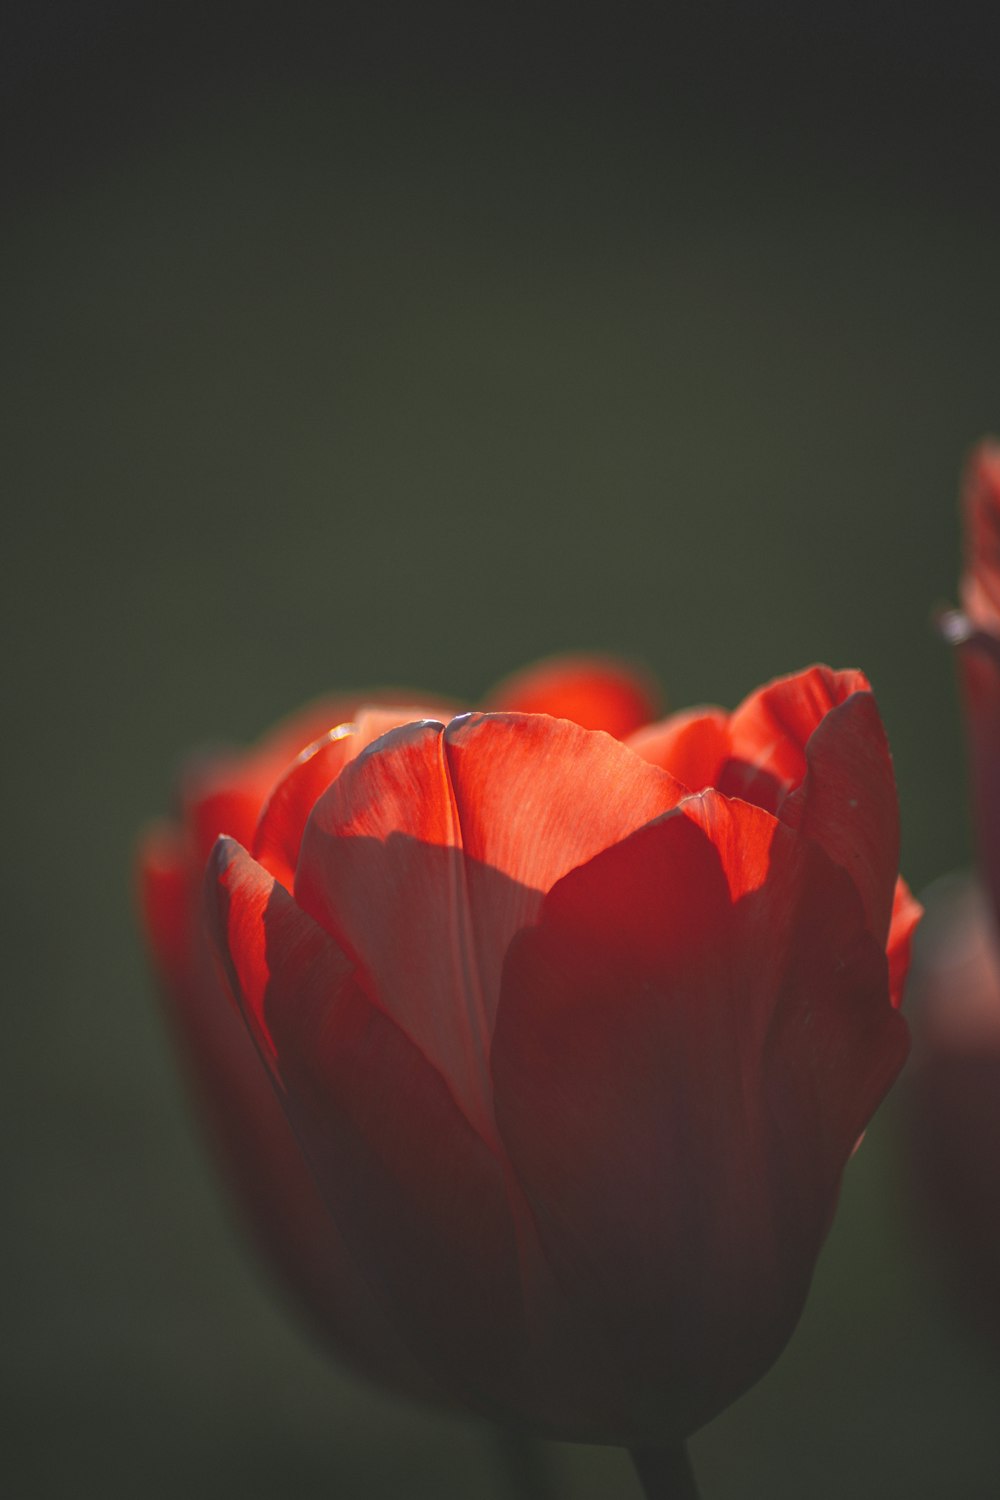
[6,7,1000,1495]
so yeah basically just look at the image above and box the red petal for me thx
[486,654,661,738]
[441,712,686,897]
[180,754,269,866]
[206,837,526,1411]
[294,718,496,1141]
[176,696,365,865]
[492,792,907,1443]
[255,692,369,763]
[178,691,452,869]
[252,727,356,890]
[780,688,900,947]
[633,669,903,951]
[887,876,923,1010]
[723,664,870,811]
[295,714,686,1140]
[627,707,730,789]
[140,836,438,1399]
[253,704,451,889]
[252,688,462,782]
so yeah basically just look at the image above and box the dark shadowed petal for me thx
[293,719,496,1140]
[492,792,907,1444]
[485,654,661,738]
[722,665,869,811]
[780,688,901,948]
[136,830,440,1402]
[205,836,527,1414]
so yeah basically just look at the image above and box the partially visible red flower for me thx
[136,655,658,1403]
[910,440,1000,1344]
[940,441,1000,927]
[199,662,915,1444]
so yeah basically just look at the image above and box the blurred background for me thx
[5,3,1000,1495]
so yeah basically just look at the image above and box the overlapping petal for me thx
[136,826,439,1400]
[629,666,903,953]
[295,713,686,1140]
[726,665,870,805]
[492,792,908,1441]
[778,686,899,946]
[253,704,451,890]
[177,694,368,864]
[207,837,528,1411]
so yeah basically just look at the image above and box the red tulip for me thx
[136,656,659,1404]
[196,662,916,1444]
[940,441,1000,926]
[910,440,1000,1343]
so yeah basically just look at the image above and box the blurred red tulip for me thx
[136,655,658,1404]
[193,662,914,1444]
[911,440,1000,1342]
[940,441,1000,928]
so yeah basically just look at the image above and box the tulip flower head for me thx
[139,657,916,1447]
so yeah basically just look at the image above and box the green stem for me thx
[631,1445,701,1500]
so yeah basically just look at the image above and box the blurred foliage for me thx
[5,6,1000,1495]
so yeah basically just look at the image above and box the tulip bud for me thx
[142,659,915,1447]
